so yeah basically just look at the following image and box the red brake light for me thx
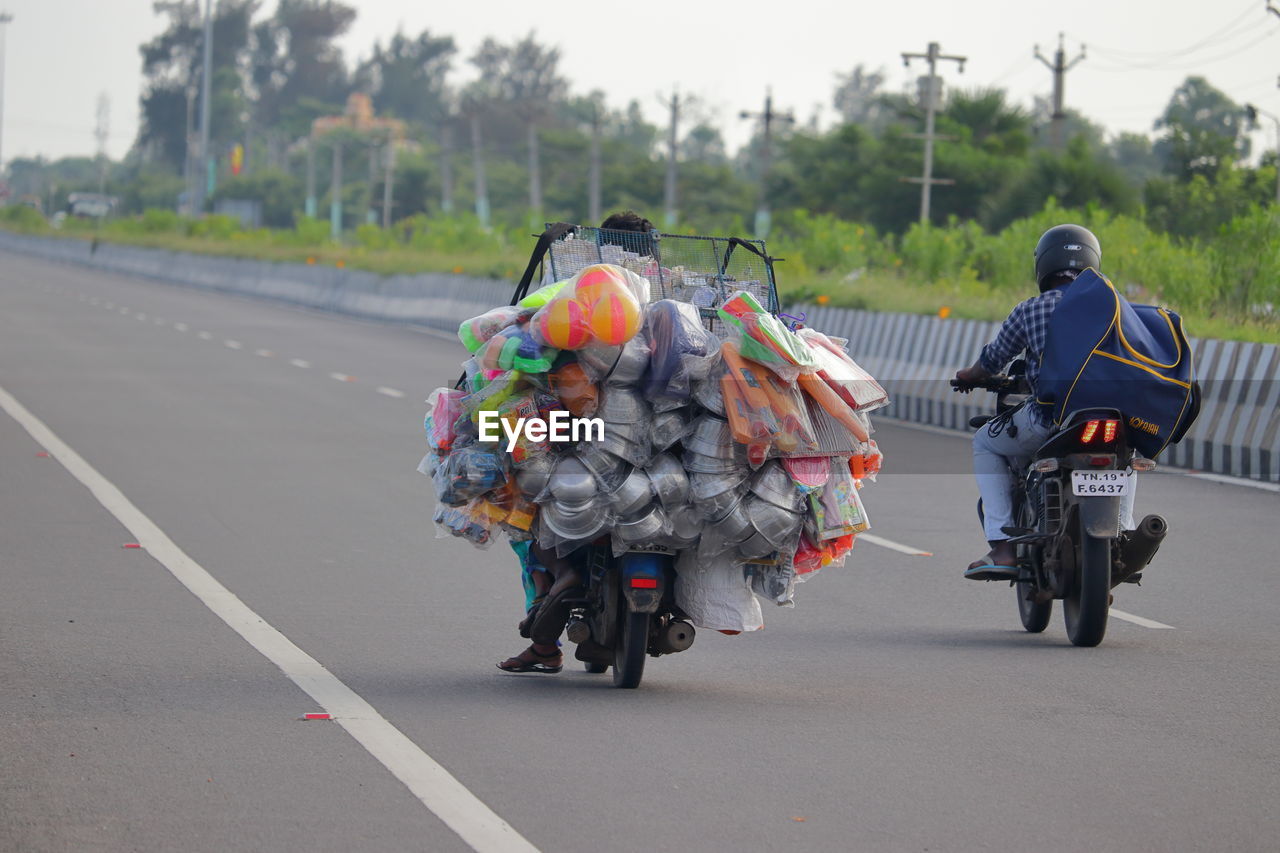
[1080,420,1100,443]
[629,577,658,589]
[1103,419,1119,443]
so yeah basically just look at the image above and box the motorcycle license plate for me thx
[1071,469,1135,496]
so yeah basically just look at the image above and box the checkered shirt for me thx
[978,288,1066,424]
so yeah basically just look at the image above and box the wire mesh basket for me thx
[545,225,781,336]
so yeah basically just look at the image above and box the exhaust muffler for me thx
[1114,514,1167,585]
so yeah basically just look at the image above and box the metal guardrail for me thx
[2,229,1275,482]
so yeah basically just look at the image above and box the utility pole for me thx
[95,93,110,196]
[470,112,490,230]
[664,91,680,228]
[329,140,343,239]
[193,0,213,213]
[382,139,396,229]
[304,136,317,218]
[901,41,965,225]
[366,140,378,224]
[587,104,601,224]
[184,81,197,215]
[1246,102,1280,204]
[440,121,454,214]
[740,89,794,237]
[0,12,14,181]
[1035,33,1086,151]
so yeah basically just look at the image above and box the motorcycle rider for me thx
[497,211,657,673]
[954,224,1136,581]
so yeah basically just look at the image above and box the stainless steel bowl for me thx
[708,498,755,544]
[688,470,746,501]
[646,452,689,509]
[692,374,726,416]
[514,452,555,498]
[606,335,650,386]
[748,461,805,511]
[613,504,668,545]
[597,386,648,423]
[599,430,649,466]
[695,483,744,520]
[548,456,597,504]
[576,444,629,489]
[540,498,610,541]
[685,415,736,459]
[609,467,654,518]
[683,451,742,474]
[745,494,803,548]
[736,531,775,560]
[651,409,691,452]
[669,507,702,540]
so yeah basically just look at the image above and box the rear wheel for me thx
[1015,498,1052,633]
[612,609,650,689]
[1064,524,1111,647]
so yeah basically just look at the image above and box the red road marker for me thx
[123,543,142,549]
[35,451,49,458]
[303,713,331,720]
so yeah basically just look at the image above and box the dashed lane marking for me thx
[1110,609,1175,630]
[376,387,406,399]
[329,372,356,383]
[859,534,933,557]
[224,340,243,350]
[289,359,311,369]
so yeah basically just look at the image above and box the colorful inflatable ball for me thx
[536,298,592,350]
[587,291,641,345]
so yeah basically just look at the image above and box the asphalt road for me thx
[2,250,1278,853]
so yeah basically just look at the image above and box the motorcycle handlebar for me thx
[950,374,1018,394]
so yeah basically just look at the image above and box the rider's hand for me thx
[954,365,989,385]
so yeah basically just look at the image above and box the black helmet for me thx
[1034,224,1101,292]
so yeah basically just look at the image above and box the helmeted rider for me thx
[954,224,1137,581]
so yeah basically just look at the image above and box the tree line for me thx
[4,0,1276,246]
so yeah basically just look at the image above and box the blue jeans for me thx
[973,405,1136,541]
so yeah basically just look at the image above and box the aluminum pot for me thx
[745,494,803,548]
[748,461,806,512]
[689,470,747,501]
[708,497,755,545]
[646,452,690,509]
[683,451,742,474]
[614,504,668,545]
[576,444,629,489]
[540,499,610,541]
[669,507,702,541]
[514,452,555,498]
[548,456,597,504]
[597,386,647,423]
[692,374,726,417]
[651,409,691,452]
[599,430,649,466]
[607,335,650,386]
[694,483,744,520]
[609,467,654,518]
[736,531,775,560]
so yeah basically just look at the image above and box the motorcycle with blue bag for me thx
[951,366,1174,647]
[558,547,693,689]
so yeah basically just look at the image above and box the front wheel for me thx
[1064,526,1111,647]
[612,609,650,689]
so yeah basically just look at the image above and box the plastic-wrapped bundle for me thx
[433,444,508,507]
[675,550,763,633]
[748,562,797,607]
[433,496,509,548]
[530,264,649,351]
[805,463,871,541]
[716,290,817,381]
[424,387,466,455]
[458,305,532,352]
[798,328,889,412]
[642,299,719,405]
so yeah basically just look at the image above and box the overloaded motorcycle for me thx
[952,365,1168,647]
[547,548,693,689]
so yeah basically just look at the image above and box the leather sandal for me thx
[497,645,563,674]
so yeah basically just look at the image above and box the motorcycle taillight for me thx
[1081,418,1121,444]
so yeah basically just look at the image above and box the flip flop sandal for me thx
[964,561,1018,581]
[497,645,563,674]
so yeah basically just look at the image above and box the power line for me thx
[1065,0,1258,63]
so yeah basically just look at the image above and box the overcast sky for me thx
[1,0,1277,164]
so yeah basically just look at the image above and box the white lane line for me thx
[255,349,275,358]
[330,372,356,383]
[198,331,213,340]
[174,322,189,332]
[224,340,243,350]
[289,358,311,369]
[1111,609,1175,630]
[376,386,406,399]
[0,384,539,853]
[137,313,148,321]
[859,533,934,557]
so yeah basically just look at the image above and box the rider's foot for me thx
[497,643,563,674]
[965,540,1018,581]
